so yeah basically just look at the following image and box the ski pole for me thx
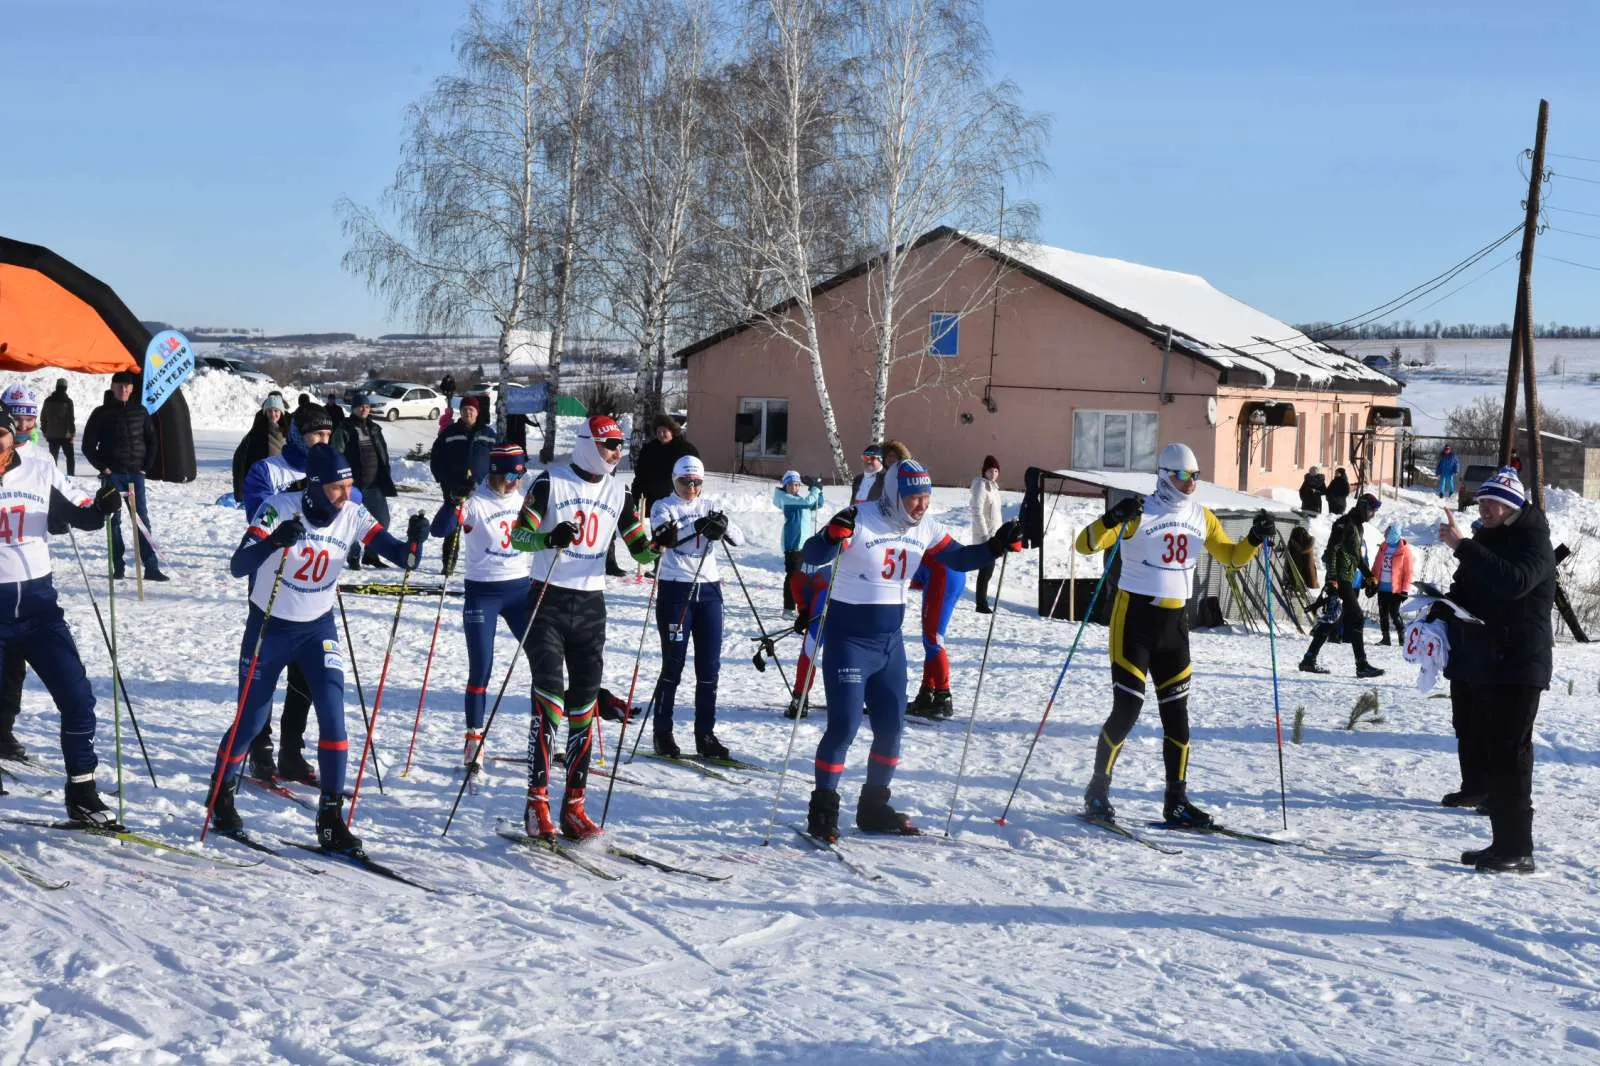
[336,588,384,794]
[346,559,414,827]
[106,519,123,826]
[996,522,1129,826]
[402,503,463,776]
[66,528,157,787]
[1262,541,1289,830]
[943,552,1008,836]
[442,546,567,837]
[626,544,713,762]
[761,553,842,846]
[202,548,290,840]
[722,542,793,693]
[600,558,660,826]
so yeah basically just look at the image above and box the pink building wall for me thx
[684,236,1389,495]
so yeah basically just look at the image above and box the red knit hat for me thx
[982,454,999,473]
[460,395,483,414]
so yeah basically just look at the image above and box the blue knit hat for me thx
[896,458,933,497]
[305,443,353,485]
[1476,467,1526,509]
[781,469,802,487]
[489,443,526,477]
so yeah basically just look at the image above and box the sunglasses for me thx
[500,470,525,481]
[1169,469,1200,482]
[676,477,704,487]
[595,438,625,451]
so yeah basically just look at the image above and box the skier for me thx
[508,415,659,841]
[429,443,532,773]
[208,444,429,852]
[646,455,744,760]
[239,405,336,784]
[801,458,1023,841]
[1299,492,1385,678]
[784,567,830,720]
[0,407,125,821]
[773,470,825,619]
[1074,443,1274,828]
[905,557,965,721]
[0,385,54,760]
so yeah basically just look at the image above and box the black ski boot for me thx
[0,727,25,761]
[209,775,244,834]
[905,686,937,720]
[1298,656,1330,675]
[1460,845,1496,866]
[248,741,277,781]
[695,732,731,762]
[1083,773,1115,821]
[856,784,917,834]
[1442,789,1488,808]
[785,695,809,720]
[807,787,840,842]
[1476,853,1536,874]
[1355,662,1385,679]
[929,689,954,721]
[278,748,319,786]
[64,775,117,828]
[1162,784,1214,829]
[316,794,364,855]
[653,728,681,759]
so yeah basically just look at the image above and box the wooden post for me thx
[1501,100,1549,491]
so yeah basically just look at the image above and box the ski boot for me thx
[248,741,277,781]
[1297,656,1330,675]
[929,689,955,721]
[559,788,602,842]
[856,784,917,835]
[1355,662,1385,679]
[64,775,117,828]
[1476,853,1535,874]
[208,775,244,834]
[363,554,390,570]
[807,787,840,843]
[695,732,731,762]
[347,555,362,571]
[905,686,938,720]
[653,728,681,759]
[784,695,810,720]
[463,730,486,772]
[1442,789,1488,808]
[316,794,364,855]
[144,567,170,583]
[1161,784,1214,829]
[0,727,25,761]
[278,748,319,786]
[1083,773,1115,821]
[524,787,556,841]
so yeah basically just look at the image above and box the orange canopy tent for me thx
[0,237,195,481]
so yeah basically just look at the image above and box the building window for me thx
[1320,413,1331,465]
[929,312,959,357]
[1072,410,1159,471]
[739,398,789,458]
[1295,419,1306,468]
[1261,427,1274,472]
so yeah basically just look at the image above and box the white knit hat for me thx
[1476,467,1526,509]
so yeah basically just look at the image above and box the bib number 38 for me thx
[1161,533,1189,564]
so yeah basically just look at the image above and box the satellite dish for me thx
[1205,396,1218,426]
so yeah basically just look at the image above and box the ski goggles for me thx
[675,477,704,487]
[1164,468,1201,482]
[594,438,625,452]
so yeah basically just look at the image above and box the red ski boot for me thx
[559,787,603,842]
[524,787,557,841]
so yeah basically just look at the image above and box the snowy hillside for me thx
[3,380,1600,1063]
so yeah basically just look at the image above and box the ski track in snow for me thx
[1,428,1599,1063]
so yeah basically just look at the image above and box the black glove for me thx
[695,511,730,542]
[547,519,581,550]
[1103,496,1141,526]
[1362,583,1377,599]
[1247,510,1275,546]
[986,519,1024,556]
[406,512,430,544]
[824,507,857,544]
[652,520,680,550]
[268,517,304,548]
[453,479,477,500]
[93,484,122,516]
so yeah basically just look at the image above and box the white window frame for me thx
[1072,410,1159,472]
[739,397,789,459]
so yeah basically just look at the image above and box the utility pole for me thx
[1498,99,1549,503]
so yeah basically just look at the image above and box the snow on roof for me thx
[1051,468,1300,515]
[959,231,1397,391]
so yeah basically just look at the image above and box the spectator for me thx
[342,393,397,569]
[1325,467,1350,515]
[1371,523,1413,645]
[325,392,349,453]
[1297,465,1326,514]
[439,372,457,406]
[773,470,825,618]
[1435,445,1459,499]
[40,377,75,475]
[969,455,1003,613]
[631,414,699,511]
[851,444,885,504]
[1437,468,1555,873]
[430,394,496,497]
[1299,492,1382,678]
[231,394,287,498]
[82,370,168,581]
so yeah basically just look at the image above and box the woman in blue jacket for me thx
[773,470,825,618]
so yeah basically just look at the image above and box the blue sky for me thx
[5,0,1598,336]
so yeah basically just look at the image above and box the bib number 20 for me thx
[293,547,331,583]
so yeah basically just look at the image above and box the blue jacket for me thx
[773,484,825,552]
[1437,451,1459,478]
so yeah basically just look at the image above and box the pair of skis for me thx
[495,820,728,882]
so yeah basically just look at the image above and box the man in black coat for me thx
[40,378,75,475]
[81,371,168,581]
[1437,467,1555,874]
[631,414,698,511]
[429,395,496,497]
[342,393,397,569]
[1325,468,1350,515]
[1297,466,1326,513]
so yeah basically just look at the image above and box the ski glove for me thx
[695,511,730,542]
[986,519,1025,556]
[546,519,581,550]
[824,507,857,544]
[403,513,430,570]
[267,517,305,548]
[651,520,680,551]
[1246,510,1276,546]
[1103,496,1142,526]
[93,484,122,515]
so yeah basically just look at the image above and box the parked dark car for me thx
[1458,463,1500,508]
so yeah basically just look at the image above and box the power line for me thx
[1549,151,1600,165]
[1552,170,1600,186]
[1551,225,1600,241]
[1549,204,1600,220]
[1410,252,1517,315]
[1545,254,1600,273]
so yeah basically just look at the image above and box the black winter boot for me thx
[653,727,681,759]
[929,690,955,721]
[316,794,364,855]
[1355,662,1385,679]
[695,732,731,761]
[209,775,244,834]
[248,741,277,781]
[807,788,840,842]
[278,748,319,786]
[1083,773,1115,821]
[1298,655,1330,675]
[64,775,117,828]
[0,727,25,761]
[856,784,917,834]
[905,686,937,720]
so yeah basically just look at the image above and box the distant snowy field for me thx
[4,374,1600,1063]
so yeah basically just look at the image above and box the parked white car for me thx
[367,383,445,421]
[199,355,274,384]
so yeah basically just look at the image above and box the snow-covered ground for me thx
[4,378,1600,1064]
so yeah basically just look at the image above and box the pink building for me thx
[677,229,1402,493]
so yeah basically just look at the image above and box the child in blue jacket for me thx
[773,470,825,617]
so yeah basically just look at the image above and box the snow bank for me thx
[178,369,313,431]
